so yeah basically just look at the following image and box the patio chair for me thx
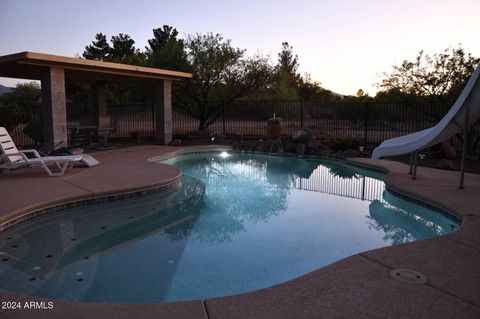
[0,127,83,177]
[96,115,116,147]
[71,114,96,146]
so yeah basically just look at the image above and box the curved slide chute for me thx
[372,64,480,160]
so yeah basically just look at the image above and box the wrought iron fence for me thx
[172,100,449,145]
[0,100,464,152]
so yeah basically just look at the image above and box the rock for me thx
[292,129,314,144]
[342,149,359,158]
[277,152,296,157]
[271,141,283,153]
[281,134,293,144]
[306,140,322,149]
[307,147,321,156]
[233,141,241,150]
[435,159,455,170]
[244,142,255,152]
[331,151,343,158]
[295,143,306,156]
[284,142,297,152]
[442,143,457,160]
[259,141,272,153]
[215,135,226,143]
[169,139,182,146]
[306,140,325,155]
[68,147,84,155]
[320,150,333,157]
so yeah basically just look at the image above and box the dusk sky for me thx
[0,0,479,95]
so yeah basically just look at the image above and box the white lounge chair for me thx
[0,127,83,177]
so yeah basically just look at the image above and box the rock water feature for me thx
[233,117,363,158]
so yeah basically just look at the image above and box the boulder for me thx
[320,150,333,157]
[443,143,457,160]
[282,134,293,144]
[258,141,273,153]
[168,139,182,146]
[435,159,455,170]
[277,152,296,157]
[292,129,314,144]
[232,141,241,150]
[342,149,359,158]
[331,151,343,158]
[307,147,321,156]
[295,143,306,156]
[284,142,297,152]
[271,141,283,153]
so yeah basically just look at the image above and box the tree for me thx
[83,33,111,61]
[83,33,144,65]
[355,89,372,101]
[146,25,188,71]
[297,73,339,101]
[270,42,301,99]
[0,82,40,132]
[82,33,147,103]
[377,46,479,115]
[277,42,299,77]
[110,33,141,64]
[176,33,274,131]
[7,82,41,106]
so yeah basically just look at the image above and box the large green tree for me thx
[377,46,479,112]
[0,82,41,132]
[4,82,41,106]
[83,32,145,65]
[146,25,188,71]
[175,33,274,131]
[83,33,111,61]
[271,42,301,99]
[297,73,340,101]
[82,32,147,103]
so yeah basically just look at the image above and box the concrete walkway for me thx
[0,148,479,319]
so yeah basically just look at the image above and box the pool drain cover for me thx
[389,268,427,285]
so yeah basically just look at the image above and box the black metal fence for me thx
[0,100,459,150]
[173,100,449,145]
[0,103,156,146]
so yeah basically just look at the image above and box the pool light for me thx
[220,151,230,158]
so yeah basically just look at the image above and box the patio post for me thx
[408,152,414,175]
[412,150,418,180]
[92,81,108,123]
[40,67,68,151]
[459,94,470,190]
[153,79,172,145]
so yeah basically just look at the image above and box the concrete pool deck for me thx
[0,145,479,318]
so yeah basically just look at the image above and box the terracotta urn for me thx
[267,118,283,140]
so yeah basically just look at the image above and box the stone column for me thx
[92,81,107,125]
[153,79,172,145]
[41,67,67,151]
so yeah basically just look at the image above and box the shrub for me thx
[329,138,362,152]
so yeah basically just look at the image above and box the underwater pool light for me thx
[220,151,230,158]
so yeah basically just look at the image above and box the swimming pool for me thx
[0,152,459,303]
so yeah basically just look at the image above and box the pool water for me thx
[0,152,459,303]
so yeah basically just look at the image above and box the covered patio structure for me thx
[0,51,192,150]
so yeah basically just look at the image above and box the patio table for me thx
[67,125,97,146]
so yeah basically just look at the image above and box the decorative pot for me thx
[267,118,283,140]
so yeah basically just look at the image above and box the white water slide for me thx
[372,64,480,160]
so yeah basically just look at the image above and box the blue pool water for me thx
[0,152,459,303]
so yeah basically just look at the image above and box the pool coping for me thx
[1,146,479,319]
[0,145,231,232]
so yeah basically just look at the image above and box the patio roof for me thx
[0,51,192,82]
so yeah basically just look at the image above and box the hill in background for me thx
[0,84,13,94]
